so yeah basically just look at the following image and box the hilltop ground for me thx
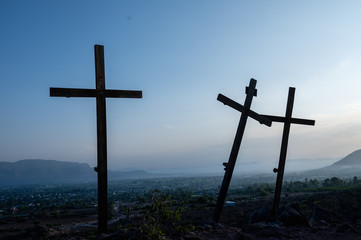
[1,176,361,239]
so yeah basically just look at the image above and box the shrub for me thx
[140,190,193,239]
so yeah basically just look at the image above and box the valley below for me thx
[1,175,361,239]
[3,150,361,239]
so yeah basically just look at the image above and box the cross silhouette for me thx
[213,78,272,222]
[50,45,142,233]
[260,87,315,217]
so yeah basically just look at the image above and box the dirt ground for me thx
[2,190,361,239]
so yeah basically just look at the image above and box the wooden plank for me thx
[246,86,257,96]
[217,94,272,127]
[50,88,97,98]
[261,115,315,126]
[95,44,108,234]
[105,89,142,98]
[214,79,258,222]
[50,88,142,99]
[272,87,294,217]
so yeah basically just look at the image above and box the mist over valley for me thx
[1,149,360,186]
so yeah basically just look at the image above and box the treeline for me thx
[284,176,361,192]
[2,176,361,219]
[230,176,361,197]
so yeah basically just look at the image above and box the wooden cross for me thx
[260,87,315,217]
[213,78,272,222]
[50,45,142,234]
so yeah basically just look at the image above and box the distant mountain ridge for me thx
[330,149,361,167]
[305,149,361,178]
[0,159,152,185]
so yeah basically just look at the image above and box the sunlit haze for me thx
[1,1,361,174]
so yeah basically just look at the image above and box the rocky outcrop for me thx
[278,203,307,226]
[308,207,341,227]
[248,203,307,227]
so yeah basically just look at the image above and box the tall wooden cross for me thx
[49,45,142,234]
[213,78,272,222]
[260,87,315,217]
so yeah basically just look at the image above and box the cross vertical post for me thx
[260,87,315,217]
[95,45,108,234]
[272,87,294,218]
[50,45,142,234]
[213,79,272,222]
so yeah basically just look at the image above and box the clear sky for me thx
[1,0,361,173]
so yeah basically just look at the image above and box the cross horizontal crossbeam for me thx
[50,87,142,98]
[217,94,272,126]
[218,93,314,127]
[260,114,315,126]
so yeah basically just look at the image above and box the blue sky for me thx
[1,1,361,173]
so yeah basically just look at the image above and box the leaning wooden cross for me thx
[50,45,142,234]
[213,78,272,222]
[260,87,315,217]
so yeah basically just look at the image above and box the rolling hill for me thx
[305,149,361,178]
[330,149,361,168]
[0,159,152,185]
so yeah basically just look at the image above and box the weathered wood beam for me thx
[260,115,315,126]
[217,94,272,127]
[50,88,142,98]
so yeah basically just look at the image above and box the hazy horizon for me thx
[1,156,340,175]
